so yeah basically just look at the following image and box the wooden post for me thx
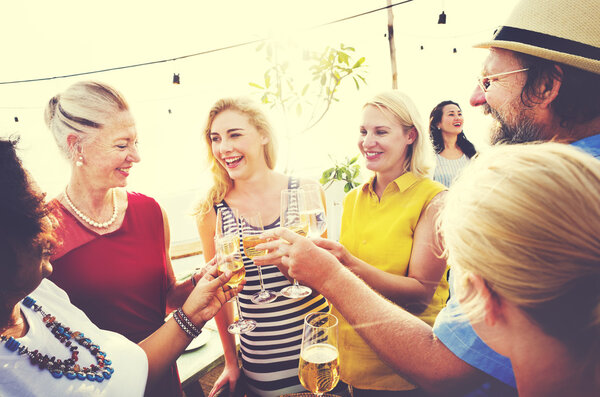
[387,0,398,89]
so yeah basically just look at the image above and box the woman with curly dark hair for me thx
[429,100,477,187]
[0,137,239,397]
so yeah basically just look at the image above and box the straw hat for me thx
[474,0,600,74]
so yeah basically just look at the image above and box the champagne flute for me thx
[215,207,257,334]
[240,213,278,304]
[280,189,312,299]
[300,184,327,238]
[299,312,339,396]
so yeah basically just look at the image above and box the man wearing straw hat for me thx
[257,0,600,396]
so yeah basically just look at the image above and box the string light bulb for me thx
[438,11,446,24]
[172,73,180,85]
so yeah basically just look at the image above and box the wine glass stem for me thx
[257,266,266,292]
[234,296,245,321]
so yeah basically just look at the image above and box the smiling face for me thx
[359,105,415,182]
[209,109,269,181]
[438,104,464,135]
[77,110,140,189]
[471,48,544,145]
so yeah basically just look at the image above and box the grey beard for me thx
[485,104,546,145]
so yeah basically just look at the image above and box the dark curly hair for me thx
[513,53,600,129]
[0,137,57,326]
[429,100,477,158]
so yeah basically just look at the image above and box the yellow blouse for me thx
[332,172,448,391]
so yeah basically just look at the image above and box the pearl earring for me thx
[75,156,84,167]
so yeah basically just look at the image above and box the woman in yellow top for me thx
[314,90,449,396]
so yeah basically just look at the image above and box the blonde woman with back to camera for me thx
[440,142,600,396]
[194,97,329,397]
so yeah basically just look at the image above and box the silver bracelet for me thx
[173,308,201,339]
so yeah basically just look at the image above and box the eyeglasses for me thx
[477,68,529,92]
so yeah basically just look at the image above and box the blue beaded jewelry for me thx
[0,296,114,382]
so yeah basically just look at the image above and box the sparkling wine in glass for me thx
[241,213,278,304]
[299,312,339,396]
[215,207,256,334]
[280,189,312,299]
[300,184,327,238]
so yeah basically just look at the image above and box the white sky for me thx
[0,0,519,241]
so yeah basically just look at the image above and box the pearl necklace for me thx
[64,188,118,229]
[0,296,114,382]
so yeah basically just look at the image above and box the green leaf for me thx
[267,44,273,57]
[301,84,309,96]
[264,74,271,89]
[352,76,359,90]
[344,182,353,193]
[256,42,265,52]
[249,82,264,89]
[349,156,358,164]
[296,103,302,117]
[335,169,343,179]
[322,168,334,179]
[352,57,366,69]
[320,74,326,86]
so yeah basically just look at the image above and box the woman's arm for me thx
[339,192,447,311]
[139,264,238,389]
[196,210,241,397]
[161,206,197,313]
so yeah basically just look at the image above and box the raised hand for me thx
[182,263,244,326]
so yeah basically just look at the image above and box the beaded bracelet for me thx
[173,308,202,339]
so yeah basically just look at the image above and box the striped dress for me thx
[433,153,470,188]
[215,177,330,396]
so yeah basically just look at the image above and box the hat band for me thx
[492,26,600,61]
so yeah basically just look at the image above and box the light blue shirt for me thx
[433,153,470,188]
[570,133,600,158]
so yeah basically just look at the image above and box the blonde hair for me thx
[44,81,129,160]
[194,97,278,216]
[441,142,600,370]
[364,90,435,178]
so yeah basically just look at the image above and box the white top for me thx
[0,279,148,397]
[433,153,470,188]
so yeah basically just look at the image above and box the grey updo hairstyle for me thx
[44,81,129,160]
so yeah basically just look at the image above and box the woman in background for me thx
[429,100,476,187]
[45,81,197,397]
[195,97,329,397]
[441,143,600,396]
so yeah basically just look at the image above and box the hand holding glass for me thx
[241,213,278,304]
[299,312,339,396]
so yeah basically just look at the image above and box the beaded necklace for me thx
[64,188,118,229]
[0,296,114,382]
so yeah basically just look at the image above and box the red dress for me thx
[49,192,182,397]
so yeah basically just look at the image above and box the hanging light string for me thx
[0,1,416,86]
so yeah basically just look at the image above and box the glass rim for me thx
[304,312,338,328]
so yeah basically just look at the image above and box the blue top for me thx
[570,133,600,158]
[432,134,600,394]
[433,154,470,187]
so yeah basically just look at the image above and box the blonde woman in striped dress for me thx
[194,97,329,397]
